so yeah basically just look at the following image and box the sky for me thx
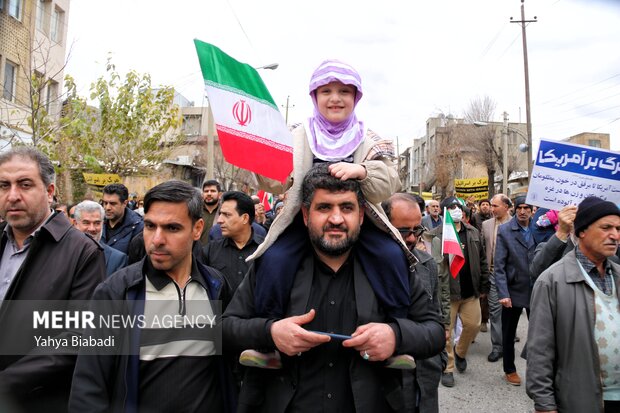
[65,0,620,154]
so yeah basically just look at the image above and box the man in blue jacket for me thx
[494,195,536,386]
[101,183,143,255]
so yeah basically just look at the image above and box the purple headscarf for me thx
[306,59,365,161]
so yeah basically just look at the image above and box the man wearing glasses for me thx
[383,193,448,413]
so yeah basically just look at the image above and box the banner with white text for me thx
[526,139,620,210]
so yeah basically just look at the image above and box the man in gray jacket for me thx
[527,196,620,413]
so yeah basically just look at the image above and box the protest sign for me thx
[526,139,620,210]
[454,177,489,201]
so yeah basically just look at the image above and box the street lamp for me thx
[255,63,279,70]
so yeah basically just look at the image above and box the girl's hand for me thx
[328,162,367,180]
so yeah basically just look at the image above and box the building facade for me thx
[0,0,70,148]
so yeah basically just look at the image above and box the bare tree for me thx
[460,96,502,198]
[431,117,463,200]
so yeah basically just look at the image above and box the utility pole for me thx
[206,104,215,180]
[282,95,294,124]
[502,112,509,196]
[511,0,536,182]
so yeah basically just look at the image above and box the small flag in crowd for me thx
[257,190,273,212]
[193,39,293,182]
[441,207,465,279]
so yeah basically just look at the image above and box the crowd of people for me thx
[0,58,617,413]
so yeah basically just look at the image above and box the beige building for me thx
[1,0,70,147]
[405,115,529,199]
[562,132,610,149]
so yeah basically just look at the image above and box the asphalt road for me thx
[438,311,534,412]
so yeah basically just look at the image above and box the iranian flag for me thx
[257,190,273,212]
[193,39,293,182]
[441,207,465,279]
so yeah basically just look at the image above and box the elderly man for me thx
[494,196,536,386]
[70,180,234,412]
[223,164,445,412]
[383,192,447,413]
[422,199,442,229]
[527,196,620,413]
[74,200,128,276]
[481,194,513,361]
[0,147,105,411]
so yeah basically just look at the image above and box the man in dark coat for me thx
[383,192,447,413]
[494,195,536,386]
[0,147,105,412]
[223,164,445,412]
[70,180,235,412]
[73,200,128,276]
[101,183,143,255]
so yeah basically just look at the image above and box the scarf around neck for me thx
[306,59,365,161]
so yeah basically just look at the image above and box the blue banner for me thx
[536,140,620,180]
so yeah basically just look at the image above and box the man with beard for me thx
[0,147,105,412]
[223,163,445,412]
[470,199,492,232]
[200,179,222,245]
[101,183,144,255]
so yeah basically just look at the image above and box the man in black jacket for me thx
[70,180,235,413]
[223,164,445,412]
[0,147,105,412]
[383,192,447,413]
[101,183,143,255]
[203,191,265,295]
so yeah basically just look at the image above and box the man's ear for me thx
[302,205,309,226]
[193,218,205,241]
[359,204,365,225]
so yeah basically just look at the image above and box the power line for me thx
[540,73,620,105]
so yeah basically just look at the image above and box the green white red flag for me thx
[193,39,293,182]
[257,190,273,212]
[441,207,465,279]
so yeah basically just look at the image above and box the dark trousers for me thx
[480,295,489,324]
[501,306,530,374]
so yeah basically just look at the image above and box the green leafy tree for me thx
[70,59,182,176]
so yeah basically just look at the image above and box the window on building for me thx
[588,139,601,148]
[3,60,17,101]
[36,0,47,32]
[51,6,65,43]
[46,80,58,114]
[8,0,22,20]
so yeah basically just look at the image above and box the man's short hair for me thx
[301,163,364,208]
[0,146,56,186]
[103,183,129,202]
[74,200,105,222]
[221,191,255,223]
[202,179,221,192]
[382,193,421,221]
[144,180,202,223]
[478,198,490,206]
